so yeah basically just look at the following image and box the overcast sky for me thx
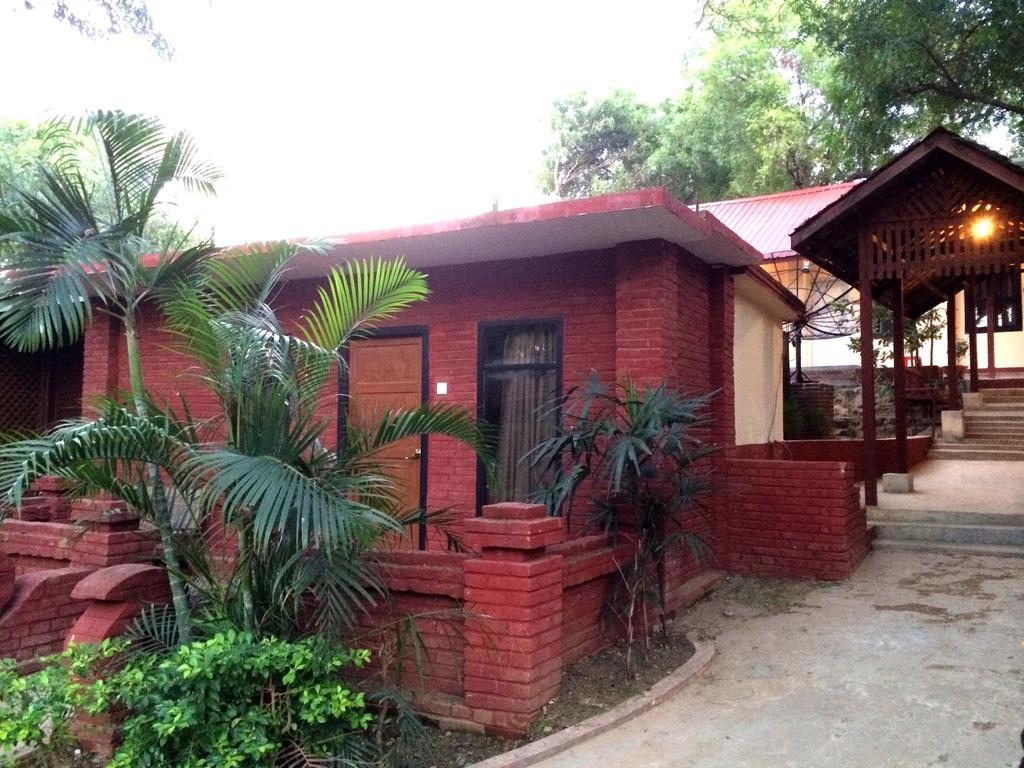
[0,1,705,243]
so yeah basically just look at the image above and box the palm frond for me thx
[123,603,181,657]
[0,405,188,508]
[86,111,221,233]
[343,402,495,479]
[302,257,430,351]
[182,450,401,553]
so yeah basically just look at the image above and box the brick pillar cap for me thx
[71,563,170,602]
[481,502,548,520]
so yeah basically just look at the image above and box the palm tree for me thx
[526,375,715,664]
[0,110,221,641]
[0,247,493,643]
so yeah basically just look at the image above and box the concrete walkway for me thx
[535,551,1024,768]
[870,458,1024,516]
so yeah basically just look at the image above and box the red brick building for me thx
[0,188,871,737]
[4,188,868,577]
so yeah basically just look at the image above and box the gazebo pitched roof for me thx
[791,128,1024,316]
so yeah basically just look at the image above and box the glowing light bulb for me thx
[971,217,995,240]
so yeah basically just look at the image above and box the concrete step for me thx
[872,520,1024,546]
[936,439,1024,449]
[964,412,1024,421]
[982,387,1024,398]
[929,447,1024,460]
[962,428,1024,438]
[869,508,1024,527]
[963,431,1024,440]
[873,539,1024,558]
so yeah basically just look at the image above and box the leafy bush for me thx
[0,642,118,767]
[0,634,378,768]
[106,631,373,768]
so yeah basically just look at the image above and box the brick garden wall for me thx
[725,458,867,580]
[734,436,933,482]
[359,504,721,737]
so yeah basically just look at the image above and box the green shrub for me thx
[0,642,117,767]
[783,397,830,439]
[527,376,716,666]
[107,631,373,768]
[0,633,377,768]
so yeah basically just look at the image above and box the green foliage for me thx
[539,0,1024,203]
[799,0,1024,152]
[783,397,830,439]
[107,632,373,768]
[0,251,493,643]
[528,376,715,664]
[0,641,121,767]
[539,90,662,198]
[539,0,863,202]
[16,0,174,59]
[847,306,949,365]
[0,110,220,353]
[0,635,378,768]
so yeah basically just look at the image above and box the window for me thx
[478,321,561,507]
[974,271,1023,333]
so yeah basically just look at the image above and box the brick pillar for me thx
[0,551,13,611]
[614,240,681,386]
[81,313,121,404]
[67,564,171,758]
[462,502,566,737]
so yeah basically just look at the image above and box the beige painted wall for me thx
[954,288,1024,369]
[733,291,786,445]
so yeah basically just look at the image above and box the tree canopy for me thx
[539,0,1024,203]
[17,0,174,58]
[799,0,1024,145]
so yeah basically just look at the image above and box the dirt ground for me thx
[533,550,1024,768]
[401,629,696,768]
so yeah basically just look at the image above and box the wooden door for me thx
[347,336,424,513]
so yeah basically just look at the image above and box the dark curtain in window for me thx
[480,324,559,503]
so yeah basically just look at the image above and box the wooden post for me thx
[966,275,980,392]
[985,273,997,373]
[892,280,908,474]
[858,232,877,507]
[946,295,959,408]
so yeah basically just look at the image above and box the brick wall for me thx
[359,503,720,737]
[0,565,92,663]
[1,518,159,574]
[735,436,933,482]
[79,242,730,533]
[725,458,867,580]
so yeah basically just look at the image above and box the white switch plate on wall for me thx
[436,381,448,395]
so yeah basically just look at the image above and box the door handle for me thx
[403,448,422,460]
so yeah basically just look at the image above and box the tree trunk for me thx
[124,315,193,644]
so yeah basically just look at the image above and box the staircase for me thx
[870,508,1024,558]
[930,387,1024,461]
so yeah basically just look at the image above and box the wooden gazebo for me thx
[792,128,1024,505]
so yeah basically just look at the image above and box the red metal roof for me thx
[699,182,860,260]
